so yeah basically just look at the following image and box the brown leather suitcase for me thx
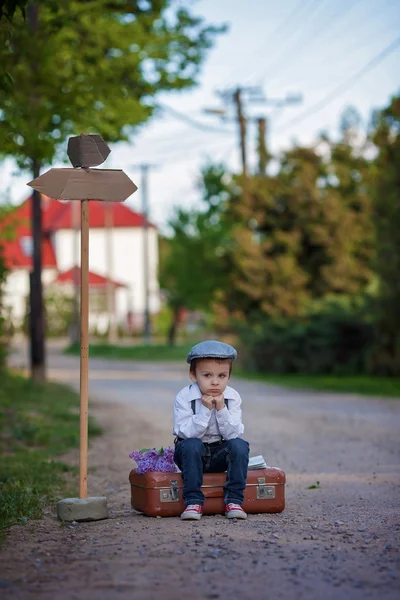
[129,467,285,517]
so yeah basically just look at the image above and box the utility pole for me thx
[206,86,264,178]
[132,164,157,345]
[233,88,248,178]
[28,3,46,383]
[204,87,302,180]
[257,117,268,176]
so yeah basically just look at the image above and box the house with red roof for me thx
[2,195,159,332]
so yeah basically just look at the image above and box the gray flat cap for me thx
[186,340,237,363]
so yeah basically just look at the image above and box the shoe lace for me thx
[186,504,201,510]
[226,503,242,510]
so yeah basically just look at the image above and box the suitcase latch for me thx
[256,477,276,500]
[160,480,180,503]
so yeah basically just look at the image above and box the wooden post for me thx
[27,133,137,517]
[79,199,90,499]
[70,200,80,344]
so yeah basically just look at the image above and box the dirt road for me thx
[1,342,399,599]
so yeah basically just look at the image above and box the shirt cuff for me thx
[215,405,229,419]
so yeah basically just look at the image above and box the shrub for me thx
[239,305,376,375]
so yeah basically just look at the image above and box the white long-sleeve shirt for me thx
[173,382,245,443]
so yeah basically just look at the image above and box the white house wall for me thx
[4,270,28,324]
[4,267,58,325]
[53,230,79,273]
[53,226,160,323]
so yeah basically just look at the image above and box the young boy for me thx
[173,340,249,520]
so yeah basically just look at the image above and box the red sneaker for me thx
[225,503,247,519]
[180,504,203,520]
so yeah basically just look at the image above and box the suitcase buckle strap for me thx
[256,477,276,500]
[160,480,180,503]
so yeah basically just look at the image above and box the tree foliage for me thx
[0,0,28,21]
[159,165,233,343]
[0,0,223,169]
[158,98,400,374]
[218,128,374,325]
[370,94,400,373]
[239,303,375,375]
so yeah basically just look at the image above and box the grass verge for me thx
[0,369,102,538]
[235,370,400,398]
[65,341,193,361]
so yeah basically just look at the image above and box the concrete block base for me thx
[56,496,109,522]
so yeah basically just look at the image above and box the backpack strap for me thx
[191,398,229,414]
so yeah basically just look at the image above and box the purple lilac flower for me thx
[156,456,178,473]
[129,446,177,473]
[128,451,143,463]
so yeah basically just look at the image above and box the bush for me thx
[239,306,376,375]
[23,290,74,338]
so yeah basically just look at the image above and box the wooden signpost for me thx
[28,134,137,521]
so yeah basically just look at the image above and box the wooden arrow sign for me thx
[27,168,137,202]
[26,134,138,509]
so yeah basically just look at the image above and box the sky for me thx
[1,0,399,232]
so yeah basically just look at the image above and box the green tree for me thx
[219,122,374,325]
[0,0,28,20]
[370,94,400,374]
[0,0,223,378]
[0,1,223,170]
[159,165,232,344]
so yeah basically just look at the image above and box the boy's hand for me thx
[201,395,215,410]
[214,394,225,411]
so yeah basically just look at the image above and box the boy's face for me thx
[189,359,230,397]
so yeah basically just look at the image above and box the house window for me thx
[20,236,33,256]
[89,290,107,314]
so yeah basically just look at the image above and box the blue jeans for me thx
[174,437,250,507]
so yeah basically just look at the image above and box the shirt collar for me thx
[188,382,235,401]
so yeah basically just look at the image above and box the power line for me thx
[155,138,235,166]
[275,33,400,133]
[267,0,362,88]
[220,0,308,86]
[135,126,230,153]
[250,0,322,85]
[133,128,235,165]
[157,103,234,134]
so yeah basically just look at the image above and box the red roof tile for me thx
[2,236,57,270]
[1,193,154,271]
[54,267,126,289]
[0,197,57,269]
[44,198,153,230]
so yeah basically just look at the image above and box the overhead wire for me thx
[136,133,234,164]
[119,103,236,166]
[157,103,235,134]
[266,0,362,88]
[220,0,310,87]
[136,4,349,168]
[248,0,323,86]
[275,33,400,133]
